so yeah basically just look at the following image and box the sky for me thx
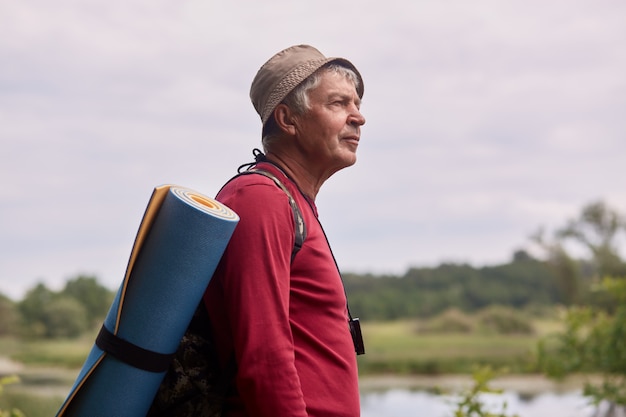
[1,0,625,300]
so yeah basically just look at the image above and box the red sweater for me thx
[203,162,360,417]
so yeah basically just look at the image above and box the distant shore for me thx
[359,373,591,395]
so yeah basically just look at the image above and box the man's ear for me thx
[274,104,298,136]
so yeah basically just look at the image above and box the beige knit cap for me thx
[250,45,364,126]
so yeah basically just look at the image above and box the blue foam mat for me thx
[56,185,239,417]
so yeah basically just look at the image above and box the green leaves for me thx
[537,279,626,414]
[0,376,26,417]
[451,367,519,417]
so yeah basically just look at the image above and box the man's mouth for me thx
[342,133,360,145]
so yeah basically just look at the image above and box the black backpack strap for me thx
[218,147,307,262]
[236,169,306,261]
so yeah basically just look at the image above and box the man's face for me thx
[293,71,365,176]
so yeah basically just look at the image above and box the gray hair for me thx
[261,63,361,151]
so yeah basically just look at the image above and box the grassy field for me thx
[357,318,561,375]
[1,319,560,374]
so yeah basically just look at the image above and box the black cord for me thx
[237,148,267,173]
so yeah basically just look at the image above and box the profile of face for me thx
[291,70,366,176]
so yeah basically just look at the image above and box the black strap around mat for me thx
[96,325,176,373]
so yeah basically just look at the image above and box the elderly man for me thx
[205,45,365,417]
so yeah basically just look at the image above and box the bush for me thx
[538,278,626,415]
[418,308,474,334]
[477,306,535,335]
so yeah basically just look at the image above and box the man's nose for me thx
[349,107,366,126]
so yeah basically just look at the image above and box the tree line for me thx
[0,276,114,339]
[344,251,560,321]
[1,200,624,339]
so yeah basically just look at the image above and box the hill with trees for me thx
[0,200,623,339]
[344,251,560,320]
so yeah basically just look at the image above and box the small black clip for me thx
[349,318,365,355]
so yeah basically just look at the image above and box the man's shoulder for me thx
[219,163,292,198]
[221,169,276,189]
[216,169,291,212]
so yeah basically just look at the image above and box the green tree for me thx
[40,296,89,338]
[531,228,582,304]
[0,294,19,336]
[61,275,113,327]
[557,201,626,277]
[18,283,55,338]
[533,200,626,416]
[17,276,112,339]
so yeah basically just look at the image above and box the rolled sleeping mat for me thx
[56,185,239,417]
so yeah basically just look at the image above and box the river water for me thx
[359,375,601,417]
[361,389,595,417]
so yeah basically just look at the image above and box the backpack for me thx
[146,168,306,417]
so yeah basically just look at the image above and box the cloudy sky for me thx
[1,0,625,299]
